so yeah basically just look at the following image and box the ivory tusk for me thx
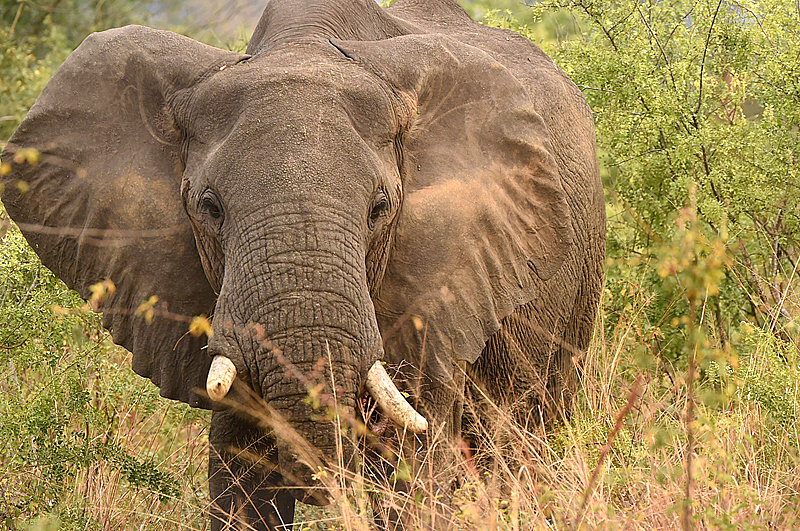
[207,355,237,401]
[365,361,428,434]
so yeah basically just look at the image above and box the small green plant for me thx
[0,216,209,528]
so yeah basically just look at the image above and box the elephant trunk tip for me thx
[365,361,428,434]
[207,355,237,401]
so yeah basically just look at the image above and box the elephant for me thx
[0,0,605,528]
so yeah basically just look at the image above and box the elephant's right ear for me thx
[1,26,247,409]
[333,35,575,385]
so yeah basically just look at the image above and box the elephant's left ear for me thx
[334,35,574,369]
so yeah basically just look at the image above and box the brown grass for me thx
[7,293,800,530]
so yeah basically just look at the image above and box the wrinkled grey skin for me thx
[0,0,605,528]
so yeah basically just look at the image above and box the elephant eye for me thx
[200,190,223,221]
[369,193,389,228]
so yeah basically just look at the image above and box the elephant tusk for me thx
[207,355,237,401]
[365,361,428,434]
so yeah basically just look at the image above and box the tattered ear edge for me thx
[332,34,574,381]
[0,26,247,409]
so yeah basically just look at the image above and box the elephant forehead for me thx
[184,43,400,147]
[182,57,403,206]
[193,103,397,191]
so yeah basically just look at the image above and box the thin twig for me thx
[635,3,677,91]
[608,148,665,167]
[730,0,775,48]
[576,85,615,93]
[9,2,24,36]
[695,0,724,120]
[573,374,643,531]
[738,240,772,317]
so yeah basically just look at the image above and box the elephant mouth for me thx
[280,386,413,506]
[361,394,392,437]
[207,354,428,434]
[206,353,428,505]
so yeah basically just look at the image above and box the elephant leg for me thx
[464,303,569,479]
[209,409,295,531]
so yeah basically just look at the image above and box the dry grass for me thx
[3,223,800,530]
[6,300,800,531]
[278,315,800,531]
[3,350,210,530]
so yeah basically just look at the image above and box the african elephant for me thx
[0,0,605,528]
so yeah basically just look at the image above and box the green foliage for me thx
[478,3,800,527]
[0,218,206,527]
[736,325,800,429]
[525,0,800,363]
[469,1,582,43]
[459,0,535,22]
[0,23,68,142]
[0,0,152,46]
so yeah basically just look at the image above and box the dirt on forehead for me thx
[181,41,398,146]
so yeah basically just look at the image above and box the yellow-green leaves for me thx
[528,0,800,361]
[135,295,159,324]
[88,279,115,310]
[188,314,213,338]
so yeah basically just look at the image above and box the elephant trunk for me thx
[247,302,368,502]
[206,211,426,502]
[206,218,376,501]
[263,333,360,505]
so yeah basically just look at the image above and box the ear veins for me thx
[179,131,191,168]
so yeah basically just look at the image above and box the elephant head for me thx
[0,0,595,516]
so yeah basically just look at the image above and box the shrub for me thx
[530,0,800,362]
[0,217,208,528]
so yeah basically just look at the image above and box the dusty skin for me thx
[0,0,604,528]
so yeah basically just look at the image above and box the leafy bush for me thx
[0,217,208,528]
[0,23,70,143]
[531,0,800,362]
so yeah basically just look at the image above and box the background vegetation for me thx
[2,0,800,528]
